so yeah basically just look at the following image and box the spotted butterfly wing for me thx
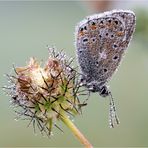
[75,10,136,127]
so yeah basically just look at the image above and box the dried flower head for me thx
[4,47,87,136]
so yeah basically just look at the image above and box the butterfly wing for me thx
[75,10,136,85]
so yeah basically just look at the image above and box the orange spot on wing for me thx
[117,31,124,36]
[90,25,97,30]
[78,31,84,37]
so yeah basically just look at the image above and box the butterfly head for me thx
[84,81,109,97]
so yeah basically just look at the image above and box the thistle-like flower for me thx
[4,47,87,136]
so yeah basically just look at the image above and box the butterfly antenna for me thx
[108,92,120,128]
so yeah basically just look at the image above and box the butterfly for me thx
[75,10,136,127]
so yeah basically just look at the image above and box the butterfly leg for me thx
[108,92,120,128]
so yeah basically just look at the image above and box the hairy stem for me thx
[61,115,93,148]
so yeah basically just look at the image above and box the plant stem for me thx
[61,115,93,148]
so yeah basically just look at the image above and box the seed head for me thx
[4,47,87,136]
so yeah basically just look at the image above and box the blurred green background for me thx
[0,1,148,147]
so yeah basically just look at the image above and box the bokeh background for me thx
[0,1,148,147]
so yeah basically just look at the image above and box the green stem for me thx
[61,115,93,148]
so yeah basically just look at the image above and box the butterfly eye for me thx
[100,86,109,96]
